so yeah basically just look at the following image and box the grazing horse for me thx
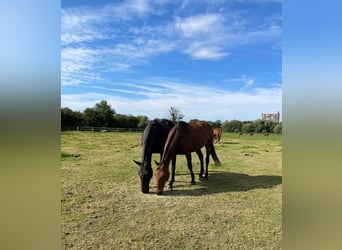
[133,119,175,193]
[155,121,221,195]
[213,128,222,143]
[133,119,203,194]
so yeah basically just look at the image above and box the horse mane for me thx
[158,119,174,128]
[161,122,185,163]
[141,121,156,163]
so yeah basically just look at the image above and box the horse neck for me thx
[159,129,178,169]
[141,146,153,165]
[141,122,158,165]
[142,129,160,167]
[161,151,173,167]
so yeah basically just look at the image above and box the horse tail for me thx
[210,143,221,166]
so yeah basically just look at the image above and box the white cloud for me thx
[61,1,281,86]
[61,1,178,83]
[174,13,230,60]
[175,14,223,37]
[121,0,151,16]
[61,47,103,86]
[61,79,281,121]
[184,42,229,60]
[241,23,282,46]
[61,0,154,46]
[226,75,257,90]
[61,7,109,46]
[173,12,281,60]
[108,0,153,20]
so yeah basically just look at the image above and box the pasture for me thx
[61,131,282,249]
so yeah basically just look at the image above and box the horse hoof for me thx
[167,185,173,190]
[191,182,196,185]
[156,191,163,195]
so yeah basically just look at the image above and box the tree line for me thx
[61,100,282,134]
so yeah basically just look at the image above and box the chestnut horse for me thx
[213,128,222,143]
[155,121,221,195]
[133,119,203,194]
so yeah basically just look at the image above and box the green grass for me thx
[61,131,282,249]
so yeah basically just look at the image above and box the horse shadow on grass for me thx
[163,171,282,196]
[217,141,240,145]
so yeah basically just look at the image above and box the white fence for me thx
[61,126,144,132]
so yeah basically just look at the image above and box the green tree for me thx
[83,100,116,127]
[137,115,149,128]
[241,122,254,133]
[83,108,100,127]
[61,107,83,127]
[270,121,279,133]
[273,123,282,134]
[189,119,200,123]
[222,120,242,132]
[168,107,184,123]
[115,114,139,128]
[95,100,116,126]
[210,120,222,129]
[253,119,268,133]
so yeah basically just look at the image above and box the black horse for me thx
[133,119,175,193]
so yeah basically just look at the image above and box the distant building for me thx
[261,111,280,122]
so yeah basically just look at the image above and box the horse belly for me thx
[191,137,209,149]
[176,143,202,154]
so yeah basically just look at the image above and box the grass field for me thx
[61,131,282,249]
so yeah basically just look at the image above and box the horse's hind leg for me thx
[185,153,196,185]
[168,156,176,190]
[204,144,211,179]
[195,149,204,178]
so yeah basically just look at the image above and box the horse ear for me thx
[154,160,160,166]
[133,160,141,167]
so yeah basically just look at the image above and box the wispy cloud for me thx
[225,75,256,90]
[62,1,281,85]
[61,0,154,45]
[175,13,229,60]
[184,42,229,60]
[61,47,106,86]
[175,14,223,38]
[61,7,108,45]
[62,78,281,121]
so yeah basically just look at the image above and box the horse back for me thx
[188,121,214,145]
[170,121,213,153]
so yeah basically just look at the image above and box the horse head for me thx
[154,160,170,195]
[133,160,153,193]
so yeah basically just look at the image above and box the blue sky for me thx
[61,0,282,122]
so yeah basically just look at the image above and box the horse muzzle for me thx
[141,186,149,194]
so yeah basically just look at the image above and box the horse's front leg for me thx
[185,153,196,185]
[168,156,176,190]
[195,149,204,178]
